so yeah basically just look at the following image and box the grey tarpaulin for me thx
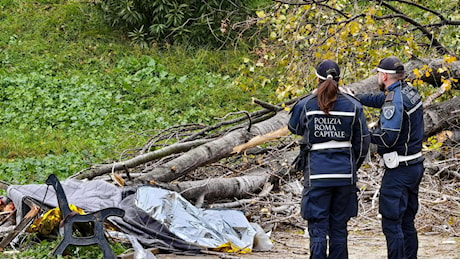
[6,179,257,253]
[7,179,122,224]
[110,188,202,252]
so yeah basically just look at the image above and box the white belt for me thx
[399,152,422,162]
[310,141,351,151]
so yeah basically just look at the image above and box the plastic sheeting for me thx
[7,179,270,253]
[7,179,122,224]
[135,186,256,252]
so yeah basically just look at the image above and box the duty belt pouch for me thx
[383,151,399,168]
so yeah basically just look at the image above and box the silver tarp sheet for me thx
[135,186,256,250]
[6,180,258,252]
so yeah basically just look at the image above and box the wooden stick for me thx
[0,198,40,251]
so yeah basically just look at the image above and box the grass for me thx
[0,1,275,185]
[0,1,277,256]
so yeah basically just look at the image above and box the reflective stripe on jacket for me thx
[289,93,370,187]
[356,81,424,166]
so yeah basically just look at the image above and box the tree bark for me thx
[75,60,458,200]
[159,168,270,202]
[80,95,456,184]
[75,139,212,180]
[136,111,290,183]
[157,149,299,203]
[423,96,460,137]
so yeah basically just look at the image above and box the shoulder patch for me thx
[385,91,394,102]
[383,105,395,119]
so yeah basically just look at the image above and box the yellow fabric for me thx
[26,204,85,235]
[213,241,252,254]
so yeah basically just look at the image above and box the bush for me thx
[95,0,270,47]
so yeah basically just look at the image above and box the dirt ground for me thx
[257,229,460,259]
[156,229,459,259]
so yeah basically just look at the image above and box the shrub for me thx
[95,0,270,47]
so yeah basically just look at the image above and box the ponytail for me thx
[317,77,338,114]
[314,59,340,114]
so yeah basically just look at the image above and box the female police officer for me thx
[288,60,370,258]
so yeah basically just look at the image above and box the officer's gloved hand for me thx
[339,86,355,96]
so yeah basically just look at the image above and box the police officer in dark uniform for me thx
[288,60,370,259]
[356,56,424,259]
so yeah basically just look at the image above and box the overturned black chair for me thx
[45,174,125,259]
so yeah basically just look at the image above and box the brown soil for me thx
[156,229,459,259]
[259,229,460,259]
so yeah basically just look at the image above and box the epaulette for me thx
[385,91,394,102]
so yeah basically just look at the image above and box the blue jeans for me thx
[379,162,424,259]
[301,185,358,259]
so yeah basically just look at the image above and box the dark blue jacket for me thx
[356,81,424,165]
[288,92,370,187]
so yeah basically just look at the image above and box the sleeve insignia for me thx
[383,105,395,120]
[385,91,394,102]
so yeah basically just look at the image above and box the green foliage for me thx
[0,234,128,258]
[0,1,275,188]
[0,152,84,185]
[237,1,460,99]
[0,236,58,259]
[0,0,133,76]
[95,0,272,47]
[0,53,272,184]
[1,0,460,257]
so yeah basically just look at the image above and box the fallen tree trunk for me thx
[75,57,460,184]
[78,96,457,183]
[404,58,460,87]
[158,149,299,202]
[423,96,460,137]
[76,139,212,180]
[136,111,290,183]
[159,168,270,203]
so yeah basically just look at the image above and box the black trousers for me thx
[379,162,424,259]
[301,185,358,259]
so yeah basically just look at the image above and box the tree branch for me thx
[375,1,453,56]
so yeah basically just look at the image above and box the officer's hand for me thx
[339,86,355,96]
[368,121,378,129]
